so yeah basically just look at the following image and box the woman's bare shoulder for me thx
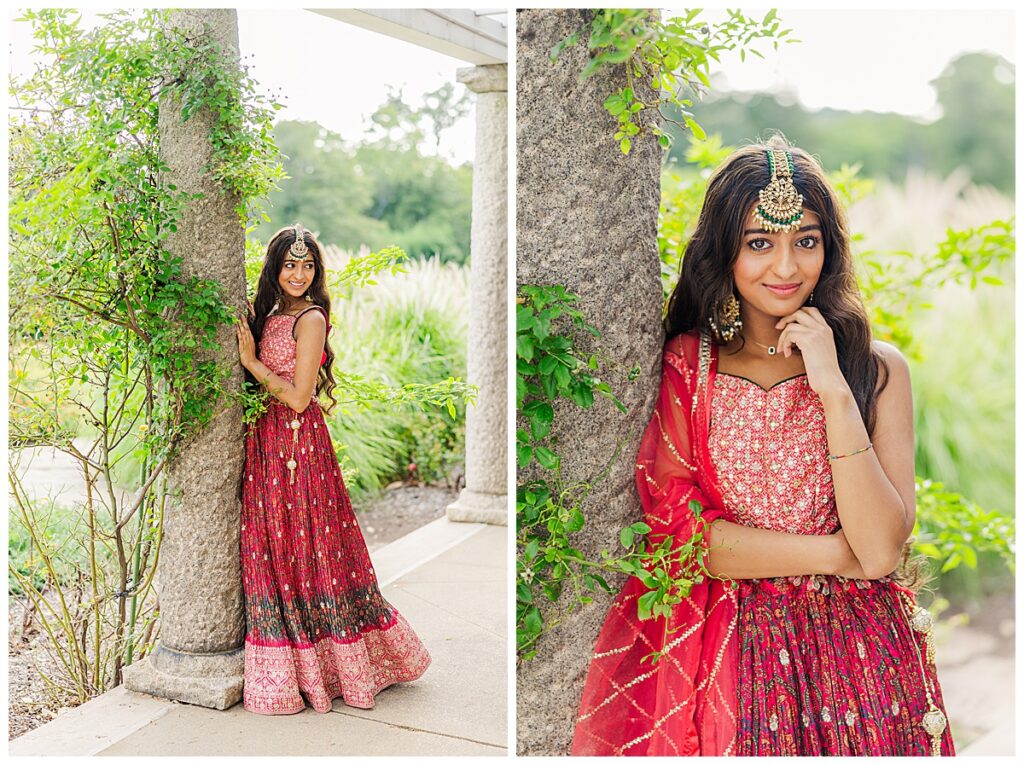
[291,305,327,340]
[871,339,911,397]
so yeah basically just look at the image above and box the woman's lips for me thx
[764,283,800,296]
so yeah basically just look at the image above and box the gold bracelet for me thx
[828,442,873,462]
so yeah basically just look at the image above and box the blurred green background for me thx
[660,47,1015,608]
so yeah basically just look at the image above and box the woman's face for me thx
[278,256,316,302]
[732,205,824,323]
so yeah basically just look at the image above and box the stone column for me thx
[515,10,664,755]
[123,9,247,710]
[446,63,508,526]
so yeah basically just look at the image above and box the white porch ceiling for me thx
[311,9,508,65]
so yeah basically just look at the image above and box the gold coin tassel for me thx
[899,590,948,756]
[287,417,301,484]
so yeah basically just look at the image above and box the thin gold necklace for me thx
[746,336,780,357]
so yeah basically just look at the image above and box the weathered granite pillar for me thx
[122,9,247,710]
[446,63,508,526]
[515,9,664,755]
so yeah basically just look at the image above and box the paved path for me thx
[936,617,1015,755]
[9,518,508,757]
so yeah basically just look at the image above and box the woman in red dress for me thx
[571,137,954,755]
[234,224,430,715]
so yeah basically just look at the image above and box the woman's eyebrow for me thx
[742,223,823,235]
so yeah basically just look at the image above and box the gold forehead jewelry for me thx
[754,149,804,233]
[287,223,311,262]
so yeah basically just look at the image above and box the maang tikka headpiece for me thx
[287,223,311,262]
[753,148,804,233]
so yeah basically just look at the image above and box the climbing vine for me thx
[516,285,731,661]
[8,8,286,701]
[551,8,795,153]
[8,8,473,707]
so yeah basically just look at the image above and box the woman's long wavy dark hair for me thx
[246,225,338,414]
[665,133,889,433]
[665,134,931,590]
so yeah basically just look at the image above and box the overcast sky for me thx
[691,8,1015,119]
[236,9,477,163]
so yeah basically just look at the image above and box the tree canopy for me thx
[251,87,473,264]
[679,52,1014,194]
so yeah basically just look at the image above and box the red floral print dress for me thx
[710,372,954,756]
[240,306,430,715]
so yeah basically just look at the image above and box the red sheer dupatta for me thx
[571,332,739,756]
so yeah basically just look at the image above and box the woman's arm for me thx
[820,341,916,578]
[644,334,866,584]
[705,519,867,579]
[237,310,327,413]
[775,313,914,579]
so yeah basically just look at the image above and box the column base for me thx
[446,488,507,525]
[122,641,244,710]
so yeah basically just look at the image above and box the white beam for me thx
[311,8,506,65]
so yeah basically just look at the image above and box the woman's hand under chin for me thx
[774,307,853,403]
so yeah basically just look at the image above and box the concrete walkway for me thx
[936,619,1015,756]
[9,517,508,757]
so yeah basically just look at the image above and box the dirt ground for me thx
[354,485,455,552]
[7,484,456,741]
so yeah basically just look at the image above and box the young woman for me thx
[571,138,954,756]
[235,224,430,715]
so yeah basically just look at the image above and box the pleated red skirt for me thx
[240,399,430,714]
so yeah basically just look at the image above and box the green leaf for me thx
[529,414,551,441]
[524,538,540,561]
[516,304,536,331]
[569,383,595,409]
[683,116,706,140]
[940,551,962,573]
[534,446,560,471]
[961,545,978,569]
[516,333,535,361]
[553,363,571,389]
[523,605,543,633]
[637,590,658,621]
[565,508,585,533]
[516,443,533,467]
[523,401,554,424]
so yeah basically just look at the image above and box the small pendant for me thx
[767,346,776,356]
[910,605,933,633]
[922,705,947,756]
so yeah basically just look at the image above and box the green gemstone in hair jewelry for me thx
[754,149,804,234]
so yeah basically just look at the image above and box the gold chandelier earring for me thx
[708,293,742,343]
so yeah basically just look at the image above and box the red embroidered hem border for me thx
[243,612,431,715]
